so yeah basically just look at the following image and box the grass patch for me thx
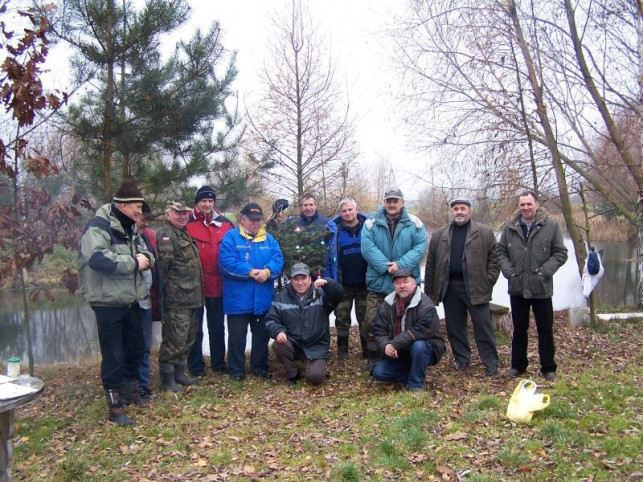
[10,317,643,480]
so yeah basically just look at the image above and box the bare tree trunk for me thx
[507,0,586,279]
[637,0,643,307]
[120,0,129,180]
[102,0,116,200]
[579,184,598,323]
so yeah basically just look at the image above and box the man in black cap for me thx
[186,186,234,377]
[219,202,284,381]
[78,179,154,426]
[371,268,445,391]
[265,263,344,385]
[425,198,500,376]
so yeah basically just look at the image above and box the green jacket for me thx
[156,222,204,309]
[78,204,154,306]
[497,208,568,299]
[424,219,499,305]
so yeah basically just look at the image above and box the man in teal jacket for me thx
[361,187,428,370]
[78,180,154,426]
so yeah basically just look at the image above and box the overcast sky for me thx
[44,0,429,199]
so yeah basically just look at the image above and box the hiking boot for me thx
[139,385,156,402]
[454,361,470,371]
[485,366,498,377]
[159,362,180,392]
[337,334,349,360]
[174,363,197,386]
[121,378,148,406]
[105,389,135,426]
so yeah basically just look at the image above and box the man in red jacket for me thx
[186,186,234,376]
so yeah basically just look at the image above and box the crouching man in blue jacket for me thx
[371,268,445,391]
[265,263,344,385]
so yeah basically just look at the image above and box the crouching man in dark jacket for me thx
[371,268,445,391]
[265,263,344,385]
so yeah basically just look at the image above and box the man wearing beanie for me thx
[186,186,234,377]
[78,179,154,426]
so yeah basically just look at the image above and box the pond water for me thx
[0,239,637,366]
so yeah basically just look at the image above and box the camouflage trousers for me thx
[159,307,200,364]
[334,285,368,337]
[364,292,387,343]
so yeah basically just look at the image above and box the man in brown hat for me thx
[156,198,204,392]
[78,179,154,426]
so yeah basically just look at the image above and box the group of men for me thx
[78,181,567,426]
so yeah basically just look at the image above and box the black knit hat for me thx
[195,185,216,204]
[113,180,144,203]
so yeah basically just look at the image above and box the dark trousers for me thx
[227,314,270,379]
[371,340,435,390]
[509,296,556,373]
[93,304,144,390]
[334,285,368,336]
[137,307,153,388]
[272,340,328,384]
[188,297,226,374]
[442,279,498,370]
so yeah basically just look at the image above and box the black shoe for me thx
[542,371,556,381]
[254,371,272,380]
[502,368,525,379]
[454,361,469,371]
[485,366,498,377]
[288,374,301,385]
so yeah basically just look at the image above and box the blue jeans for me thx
[227,314,270,379]
[188,297,226,374]
[372,340,435,390]
[137,308,152,388]
[92,304,144,390]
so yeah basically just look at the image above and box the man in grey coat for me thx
[497,191,568,381]
[424,198,500,376]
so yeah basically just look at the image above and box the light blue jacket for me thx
[219,226,284,315]
[361,207,428,294]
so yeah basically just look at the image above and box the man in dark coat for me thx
[371,269,445,391]
[424,198,500,376]
[498,191,568,381]
[265,263,344,384]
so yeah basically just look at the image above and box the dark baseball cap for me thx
[291,262,311,277]
[241,202,264,220]
[392,268,413,280]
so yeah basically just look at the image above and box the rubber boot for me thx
[159,362,180,392]
[174,363,197,386]
[121,377,148,406]
[337,334,349,360]
[360,335,368,359]
[105,389,135,426]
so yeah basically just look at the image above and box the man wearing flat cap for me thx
[219,202,284,381]
[424,198,500,376]
[156,198,204,391]
[361,187,428,371]
[265,263,344,385]
[185,185,234,377]
[78,179,154,425]
[371,268,445,391]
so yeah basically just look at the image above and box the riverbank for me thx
[10,313,642,481]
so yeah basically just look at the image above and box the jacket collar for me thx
[191,207,223,227]
[384,285,422,307]
[509,207,549,227]
[239,225,267,242]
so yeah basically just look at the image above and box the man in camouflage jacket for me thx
[156,198,204,391]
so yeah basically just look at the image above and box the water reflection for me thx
[0,295,99,365]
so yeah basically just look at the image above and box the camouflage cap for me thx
[165,198,191,212]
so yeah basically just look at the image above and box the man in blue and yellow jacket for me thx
[219,202,283,382]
